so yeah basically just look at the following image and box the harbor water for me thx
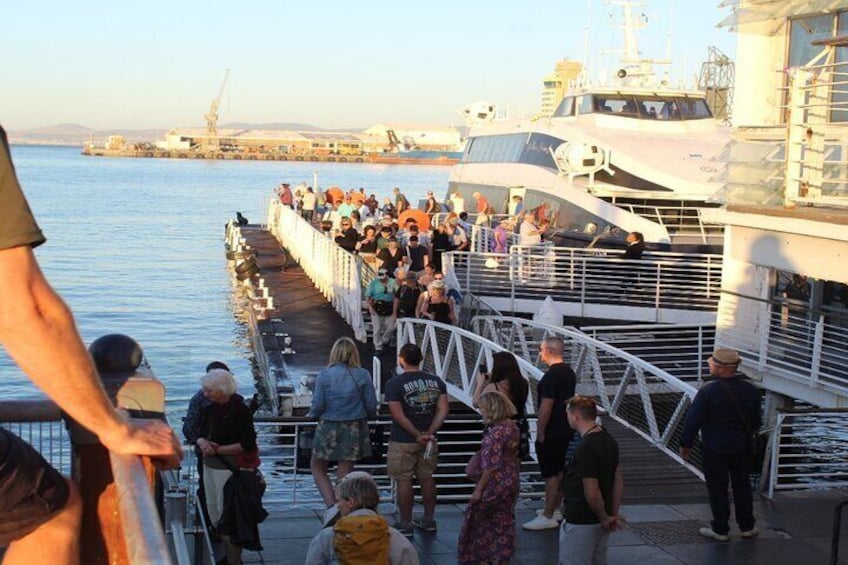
[2,144,449,423]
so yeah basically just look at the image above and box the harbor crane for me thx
[204,68,230,151]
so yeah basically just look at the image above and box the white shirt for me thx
[519,218,541,246]
[302,191,317,211]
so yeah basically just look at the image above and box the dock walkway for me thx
[240,488,848,564]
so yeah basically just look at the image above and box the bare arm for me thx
[0,246,181,464]
[536,397,554,443]
[426,393,450,437]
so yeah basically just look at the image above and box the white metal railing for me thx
[470,315,704,478]
[395,318,540,417]
[267,200,367,341]
[445,245,722,323]
[716,291,848,396]
[581,324,716,385]
[768,409,848,497]
[784,46,848,208]
[400,316,704,477]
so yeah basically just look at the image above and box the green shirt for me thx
[0,127,45,249]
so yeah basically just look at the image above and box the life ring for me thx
[339,157,348,162]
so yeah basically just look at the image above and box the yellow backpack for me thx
[333,513,390,565]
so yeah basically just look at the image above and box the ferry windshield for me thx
[555,94,712,120]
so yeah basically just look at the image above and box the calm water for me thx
[3,145,449,420]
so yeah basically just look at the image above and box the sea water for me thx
[3,145,449,422]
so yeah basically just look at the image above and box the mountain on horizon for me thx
[6,121,365,146]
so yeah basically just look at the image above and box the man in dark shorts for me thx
[385,343,449,536]
[0,125,182,564]
[523,336,576,531]
[559,396,624,564]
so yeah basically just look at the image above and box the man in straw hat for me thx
[680,348,761,542]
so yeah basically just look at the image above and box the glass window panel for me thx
[554,97,575,117]
[788,15,834,68]
[580,95,594,115]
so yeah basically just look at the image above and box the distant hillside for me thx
[7,121,363,146]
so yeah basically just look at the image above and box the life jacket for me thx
[333,513,390,565]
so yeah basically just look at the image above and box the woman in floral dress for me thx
[458,391,521,565]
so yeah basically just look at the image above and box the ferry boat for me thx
[448,1,730,253]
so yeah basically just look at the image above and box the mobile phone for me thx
[478,363,487,375]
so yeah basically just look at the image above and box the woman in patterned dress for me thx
[457,391,521,565]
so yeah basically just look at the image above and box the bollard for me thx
[64,334,166,565]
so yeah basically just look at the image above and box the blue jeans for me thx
[702,446,755,535]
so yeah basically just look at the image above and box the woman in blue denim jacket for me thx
[309,337,379,513]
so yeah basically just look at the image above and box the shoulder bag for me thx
[716,379,766,470]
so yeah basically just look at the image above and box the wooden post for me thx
[64,334,165,565]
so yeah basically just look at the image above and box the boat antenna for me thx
[666,0,674,65]
[581,0,592,84]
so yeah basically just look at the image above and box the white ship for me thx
[448,0,730,252]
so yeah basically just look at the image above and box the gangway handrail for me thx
[110,452,173,565]
[266,200,367,341]
[470,315,703,478]
[472,316,700,397]
[395,317,542,417]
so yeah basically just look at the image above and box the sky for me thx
[0,1,735,131]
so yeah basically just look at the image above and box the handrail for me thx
[395,317,541,417]
[109,452,173,565]
[0,398,62,422]
[471,315,703,478]
[444,245,722,323]
[832,500,848,565]
[266,200,367,341]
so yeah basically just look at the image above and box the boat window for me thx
[580,95,594,115]
[785,12,848,123]
[553,97,575,117]
[675,98,713,119]
[461,133,560,170]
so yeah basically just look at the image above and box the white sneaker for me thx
[536,508,564,522]
[740,527,760,539]
[698,526,730,542]
[522,514,560,531]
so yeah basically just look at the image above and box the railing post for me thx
[65,334,166,565]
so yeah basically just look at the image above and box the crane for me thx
[204,68,230,151]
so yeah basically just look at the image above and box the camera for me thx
[478,363,488,375]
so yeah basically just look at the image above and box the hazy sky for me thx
[1,1,735,131]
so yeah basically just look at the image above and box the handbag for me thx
[235,449,261,470]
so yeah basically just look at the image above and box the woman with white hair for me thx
[196,368,257,565]
[310,337,379,520]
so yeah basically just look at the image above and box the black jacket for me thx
[218,468,268,550]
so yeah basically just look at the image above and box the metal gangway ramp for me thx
[397,316,709,505]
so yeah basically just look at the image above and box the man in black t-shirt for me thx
[523,336,576,531]
[385,344,449,535]
[559,396,624,565]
